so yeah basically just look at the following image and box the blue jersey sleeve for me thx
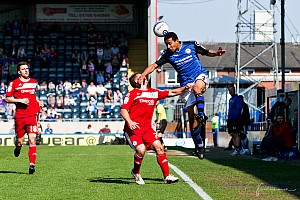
[155,50,168,66]
[194,42,209,55]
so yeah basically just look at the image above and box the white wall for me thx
[0,121,125,134]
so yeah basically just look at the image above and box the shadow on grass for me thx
[88,177,162,184]
[0,170,27,174]
[167,146,300,198]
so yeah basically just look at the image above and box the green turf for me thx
[0,146,299,200]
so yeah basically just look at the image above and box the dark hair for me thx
[164,32,178,42]
[17,61,28,72]
[129,72,139,88]
[284,97,292,105]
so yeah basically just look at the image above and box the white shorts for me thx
[180,74,209,107]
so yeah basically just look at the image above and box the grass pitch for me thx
[0,145,299,200]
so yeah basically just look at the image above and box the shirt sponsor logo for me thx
[139,99,155,105]
[21,89,35,94]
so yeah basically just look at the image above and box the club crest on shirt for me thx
[185,48,191,54]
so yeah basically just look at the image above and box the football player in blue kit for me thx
[139,32,225,159]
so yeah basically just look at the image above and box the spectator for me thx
[79,79,88,98]
[17,46,27,61]
[20,15,29,36]
[3,20,12,36]
[12,15,20,39]
[96,71,105,84]
[47,95,56,108]
[48,81,56,94]
[86,99,98,116]
[211,113,219,147]
[39,105,48,121]
[87,81,97,100]
[2,62,9,77]
[110,43,120,58]
[113,89,123,104]
[87,22,96,34]
[5,103,16,120]
[80,50,88,64]
[72,49,80,64]
[103,46,112,62]
[99,124,111,134]
[85,124,95,134]
[227,84,243,156]
[9,61,17,80]
[34,44,42,58]
[95,58,105,74]
[87,32,97,47]
[87,59,95,81]
[64,94,75,108]
[9,42,18,58]
[0,94,6,113]
[98,105,112,117]
[262,110,294,162]
[239,95,251,155]
[96,34,104,47]
[39,80,48,91]
[111,55,120,73]
[44,123,53,134]
[0,82,7,97]
[121,54,129,68]
[63,80,72,94]
[88,50,97,62]
[55,94,64,109]
[80,61,88,77]
[56,80,64,95]
[96,82,107,96]
[104,61,113,76]
[155,101,167,149]
[96,45,104,61]
[291,108,298,146]
[267,97,292,124]
[70,80,81,98]
[104,89,114,103]
[50,47,57,59]
[120,72,128,87]
[41,43,50,59]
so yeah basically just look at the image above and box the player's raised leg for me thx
[188,106,204,159]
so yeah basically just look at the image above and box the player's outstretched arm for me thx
[206,47,226,57]
[167,83,192,97]
[139,63,158,83]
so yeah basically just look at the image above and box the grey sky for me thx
[158,0,300,43]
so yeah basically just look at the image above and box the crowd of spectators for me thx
[0,15,130,122]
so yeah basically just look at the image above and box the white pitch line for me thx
[168,163,213,200]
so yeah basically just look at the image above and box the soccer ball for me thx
[153,21,169,37]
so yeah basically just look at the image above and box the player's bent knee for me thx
[136,144,146,155]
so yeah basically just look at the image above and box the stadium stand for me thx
[0,22,129,122]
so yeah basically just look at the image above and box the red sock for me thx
[133,153,143,174]
[28,145,36,166]
[157,153,169,178]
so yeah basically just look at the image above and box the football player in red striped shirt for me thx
[121,73,191,184]
[6,61,43,174]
